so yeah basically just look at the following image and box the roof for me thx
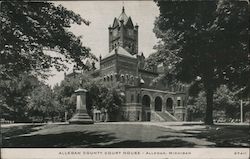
[112,7,134,27]
[118,7,129,24]
[103,46,136,59]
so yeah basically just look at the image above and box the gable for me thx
[125,17,134,28]
[112,18,119,28]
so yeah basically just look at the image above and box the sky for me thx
[46,1,159,87]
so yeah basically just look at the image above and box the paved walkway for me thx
[1,122,68,128]
[2,121,249,128]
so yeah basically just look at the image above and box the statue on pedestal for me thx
[69,79,93,124]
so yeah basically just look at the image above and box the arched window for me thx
[155,96,162,111]
[142,95,150,108]
[166,98,173,110]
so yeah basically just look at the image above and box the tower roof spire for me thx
[122,1,125,13]
[122,6,125,13]
[118,5,128,24]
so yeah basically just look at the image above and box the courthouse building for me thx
[68,7,188,122]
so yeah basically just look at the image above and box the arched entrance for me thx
[142,95,150,108]
[166,98,173,110]
[155,96,162,111]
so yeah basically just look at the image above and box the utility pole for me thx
[240,100,243,123]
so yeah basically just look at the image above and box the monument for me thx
[69,88,94,124]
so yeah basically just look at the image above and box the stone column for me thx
[150,100,155,111]
[69,88,93,124]
[162,100,166,112]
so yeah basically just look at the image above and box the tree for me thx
[151,0,249,124]
[28,84,60,121]
[0,73,41,121]
[187,85,243,121]
[53,73,92,119]
[53,73,124,121]
[0,1,94,80]
[187,92,206,122]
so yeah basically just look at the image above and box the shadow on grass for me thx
[198,125,250,147]
[102,139,195,148]
[1,125,44,138]
[2,124,249,148]
[3,131,118,148]
[3,131,196,148]
[157,125,250,148]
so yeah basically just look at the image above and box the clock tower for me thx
[108,6,138,55]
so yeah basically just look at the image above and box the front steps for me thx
[151,111,178,122]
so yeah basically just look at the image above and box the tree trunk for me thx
[205,85,214,125]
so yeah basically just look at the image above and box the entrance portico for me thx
[121,87,187,122]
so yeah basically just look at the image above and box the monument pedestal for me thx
[69,88,93,124]
[69,109,93,124]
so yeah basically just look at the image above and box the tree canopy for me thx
[28,84,60,121]
[0,1,95,80]
[150,0,249,124]
[0,73,41,121]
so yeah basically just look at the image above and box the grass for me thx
[1,123,249,148]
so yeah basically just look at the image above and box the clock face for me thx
[113,29,118,37]
[128,29,133,36]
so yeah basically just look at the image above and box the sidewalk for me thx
[1,121,249,128]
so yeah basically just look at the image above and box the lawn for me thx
[1,123,249,148]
